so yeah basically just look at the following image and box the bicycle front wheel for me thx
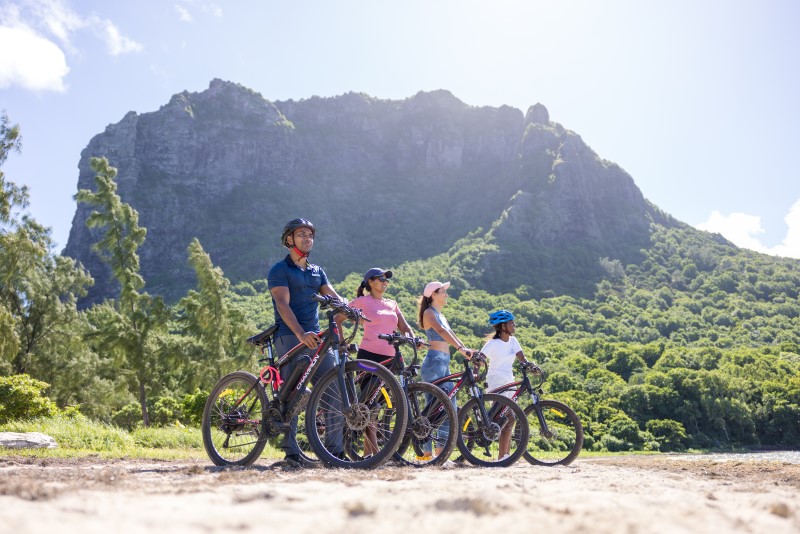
[202,371,269,466]
[305,360,407,469]
[393,382,458,467]
[457,393,529,467]
[522,400,583,466]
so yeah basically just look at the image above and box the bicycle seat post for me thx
[267,340,275,366]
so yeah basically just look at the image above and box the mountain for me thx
[64,79,677,304]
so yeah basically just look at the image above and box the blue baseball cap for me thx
[363,268,393,284]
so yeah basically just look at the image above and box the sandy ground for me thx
[1,455,798,534]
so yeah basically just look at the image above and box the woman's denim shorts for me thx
[420,349,453,395]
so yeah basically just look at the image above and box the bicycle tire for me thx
[294,408,320,464]
[456,393,529,467]
[392,382,458,467]
[202,371,269,466]
[305,360,407,468]
[521,400,583,466]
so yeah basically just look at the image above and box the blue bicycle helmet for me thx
[488,309,515,326]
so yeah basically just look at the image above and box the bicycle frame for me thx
[430,353,504,424]
[489,366,553,438]
[246,297,365,427]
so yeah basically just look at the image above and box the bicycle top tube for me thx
[271,330,328,368]
[487,380,523,394]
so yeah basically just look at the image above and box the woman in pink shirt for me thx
[345,267,417,363]
[337,267,416,457]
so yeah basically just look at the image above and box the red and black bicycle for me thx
[201,294,407,469]
[430,352,529,467]
[488,362,583,466]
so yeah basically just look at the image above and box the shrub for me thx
[0,374,58,424]
[181,389,208,426]
[112,402,143,430]
[150,396,182,427]
[606,413,642,447]
[599,434,628,452]
[645,419,688,451]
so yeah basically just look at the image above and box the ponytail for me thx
[357,281,368,297]
[417,295,433,329]
[493,324,503,340]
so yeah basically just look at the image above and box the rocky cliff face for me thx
[64,79,673,303]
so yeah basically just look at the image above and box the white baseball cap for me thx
[423,281,451,298]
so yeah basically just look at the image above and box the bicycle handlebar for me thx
[520,361,543,374]
[312,294,371,322]
[378,332,429,347]
[470,351,488,365]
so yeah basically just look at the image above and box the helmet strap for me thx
[292,246,309,259]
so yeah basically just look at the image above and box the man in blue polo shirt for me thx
[268,218,346,466]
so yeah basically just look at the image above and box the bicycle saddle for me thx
[246,324,279,346]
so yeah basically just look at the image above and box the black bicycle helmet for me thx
[488,309,515,326]
[281,218,315,247]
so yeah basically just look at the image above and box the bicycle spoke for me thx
[202,372,269,466]
[522,400,583,466]
[456,394,529,467]
[305,361,407,468]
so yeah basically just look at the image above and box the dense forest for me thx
[2,113,799,452]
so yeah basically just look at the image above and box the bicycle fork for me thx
[527,391,554,439]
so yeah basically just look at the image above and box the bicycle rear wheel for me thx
[456,393,529,467]
[521,400,583,466]
[305,360,407,468]
[202,371,268,466]
[393,382,457,467]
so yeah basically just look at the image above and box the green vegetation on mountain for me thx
[229,222,800,451]
[3,107,799,454]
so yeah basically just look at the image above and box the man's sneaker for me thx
[284,454,314,468]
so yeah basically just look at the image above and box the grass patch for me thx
[131,426,203,449]
[1,413,133,450]
[0,414,286,461]
[0,415,205,459]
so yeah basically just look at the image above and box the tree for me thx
[76,157,169,426]
[1,114,94,390]
[175,238,255,389]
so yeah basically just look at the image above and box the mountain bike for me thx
[201,294,407,469]
[372,332,458,467]
[489,362,583,466]
[430,352,529,467]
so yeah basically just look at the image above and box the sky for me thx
[1,0,799,259]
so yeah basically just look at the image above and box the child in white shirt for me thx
[480,309,535,460]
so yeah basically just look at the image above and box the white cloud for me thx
[174,5,192,23]
[0,25,69,91]
[696,199,800,259]
[89,16,142,55]
[0,0,142,93]
[173,1,222,21]
[28,0,84,53]
[204,4,223,17]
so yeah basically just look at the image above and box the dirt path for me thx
[1,455,798,534]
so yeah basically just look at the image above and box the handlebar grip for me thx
[378,333,392,341]
[470,351,487,364]
[311,293,331,304]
